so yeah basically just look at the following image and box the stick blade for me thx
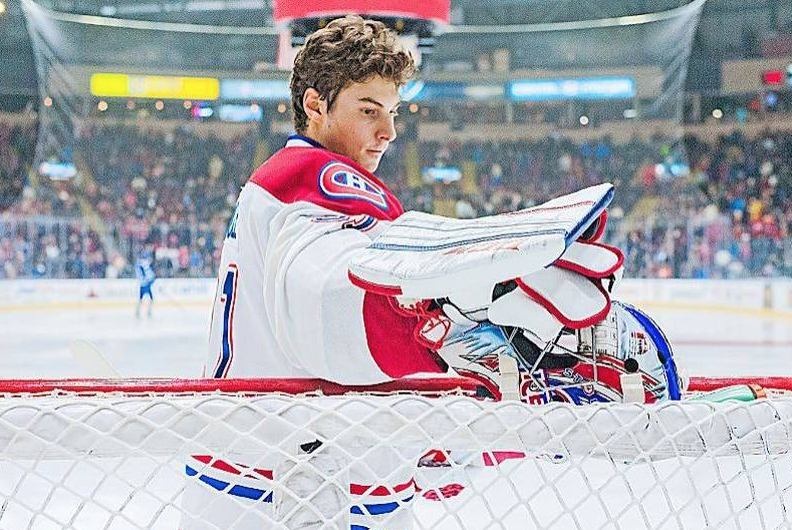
[69,340,121,378]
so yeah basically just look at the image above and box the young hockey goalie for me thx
[187,14,694,530]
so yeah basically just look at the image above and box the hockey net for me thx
[1,376,792,530]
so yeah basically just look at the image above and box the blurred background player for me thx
[135,250,156,318]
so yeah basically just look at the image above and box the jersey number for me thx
[213,264,238,378]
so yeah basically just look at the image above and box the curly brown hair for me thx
[289,15,416,134]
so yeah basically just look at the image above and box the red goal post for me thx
[1,375,792,396]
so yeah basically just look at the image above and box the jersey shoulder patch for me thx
[248,146,402,220]
[318,161,389,211]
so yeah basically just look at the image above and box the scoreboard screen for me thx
[273,0,450,24]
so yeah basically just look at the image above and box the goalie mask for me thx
[519,301,684,404]
[434,299,684,405]
[422,239,685,404]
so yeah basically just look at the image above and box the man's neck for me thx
[301,126,328,149]
[288,133,325,149]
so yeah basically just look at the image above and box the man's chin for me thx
[360,156,381,173]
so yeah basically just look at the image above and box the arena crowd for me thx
[2,120,790,279]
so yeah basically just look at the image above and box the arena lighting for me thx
[712,108,723,119]
[423,166,462,183]
[91,73,220,100]
[43,97,53,107]
[38,161,77,180]
[409,103,419,113]
[508,77,635,101]
[97,100,108,111]
[277,103,287,113]
[579,115,590,125]
[155,100,165,110]
[762,69,783,85]
[220,79,289,101]
[0,2,6,15]
[191,105,213,118]
[464,84,505,100]
[218,104,263,122]
[183,100,192,109]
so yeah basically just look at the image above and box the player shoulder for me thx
[249,143,335,184]
[248,142,398,217]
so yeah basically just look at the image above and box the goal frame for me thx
[1,375,791,396]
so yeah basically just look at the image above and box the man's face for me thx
[308,76,400,173]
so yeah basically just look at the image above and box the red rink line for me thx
[688,377,792,392]
[0,377,483,396]
[673,339,792,347]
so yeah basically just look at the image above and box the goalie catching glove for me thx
[350,184,685,404]
[391,245,683,404]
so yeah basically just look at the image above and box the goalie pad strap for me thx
[488,290,564,343]
[515,268,611,329]
[554,241,624,278]
[349,271,403,296]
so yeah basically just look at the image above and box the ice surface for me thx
[1,298,789,379]
[1,297,792,529]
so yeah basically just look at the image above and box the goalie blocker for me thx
[349,184,685,404]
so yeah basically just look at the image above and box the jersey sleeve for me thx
[262,202,444,385]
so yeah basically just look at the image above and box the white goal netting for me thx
[1,377,792,530]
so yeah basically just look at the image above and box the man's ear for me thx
[302,88,324,125]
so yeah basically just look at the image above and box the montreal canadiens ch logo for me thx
[318,162,389,211]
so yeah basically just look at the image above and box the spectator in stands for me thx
[2,115,791,280]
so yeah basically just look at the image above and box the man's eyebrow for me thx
[358,97,384,108]
[359,97,400,111]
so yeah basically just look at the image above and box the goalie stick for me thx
[69,339,121,378]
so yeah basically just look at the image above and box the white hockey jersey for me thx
[205,135,444,384]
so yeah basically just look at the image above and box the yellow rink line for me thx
[634,300,792,321]
[0,299,211,313]
[2,298,792,321]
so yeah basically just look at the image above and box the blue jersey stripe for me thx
[351,495,414,516]
[368,186,612,253]
[565,186,613,246]
[369,228,566,252]
[228,484,272,502]
[186,465,272,502]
